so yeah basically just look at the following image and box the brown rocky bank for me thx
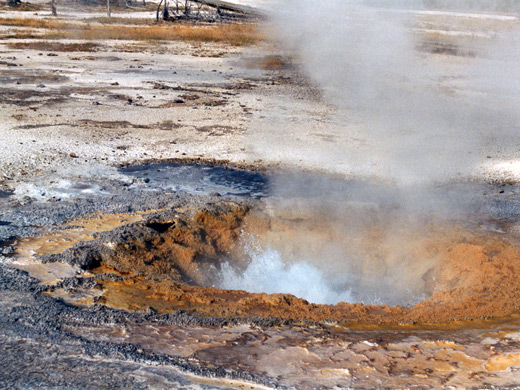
[54,202,520,328]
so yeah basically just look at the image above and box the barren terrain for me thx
[2,1,520,389]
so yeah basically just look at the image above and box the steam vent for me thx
[2,1,520,389]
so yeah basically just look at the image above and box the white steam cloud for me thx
[221,0,520,306]
[266,0,520,185]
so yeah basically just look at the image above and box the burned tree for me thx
[155,0,261,22]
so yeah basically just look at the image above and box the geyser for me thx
[214,176,506,307]
[65,164,519,309]
[12,162,520,324]
[236,1,520,306]
[35,178,520,325]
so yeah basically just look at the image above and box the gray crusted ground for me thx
[0,164,281,389]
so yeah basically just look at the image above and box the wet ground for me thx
[121,162,268,198]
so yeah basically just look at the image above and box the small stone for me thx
[146,306,158,314]
[69,153,78,158]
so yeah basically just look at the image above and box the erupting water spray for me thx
[218,0,520,305]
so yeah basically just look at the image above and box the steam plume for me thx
[267,0,520,185]
[221,0,520,305]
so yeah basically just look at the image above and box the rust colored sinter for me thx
[84,203,520,327]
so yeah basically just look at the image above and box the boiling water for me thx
[121,164,520,306]
[219,248,354,305]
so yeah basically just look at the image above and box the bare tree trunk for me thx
[191,0,261,16]
[156,0,164,21]
[162,0,169,20]
[107,0,111,17]
[51,0,57,16]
